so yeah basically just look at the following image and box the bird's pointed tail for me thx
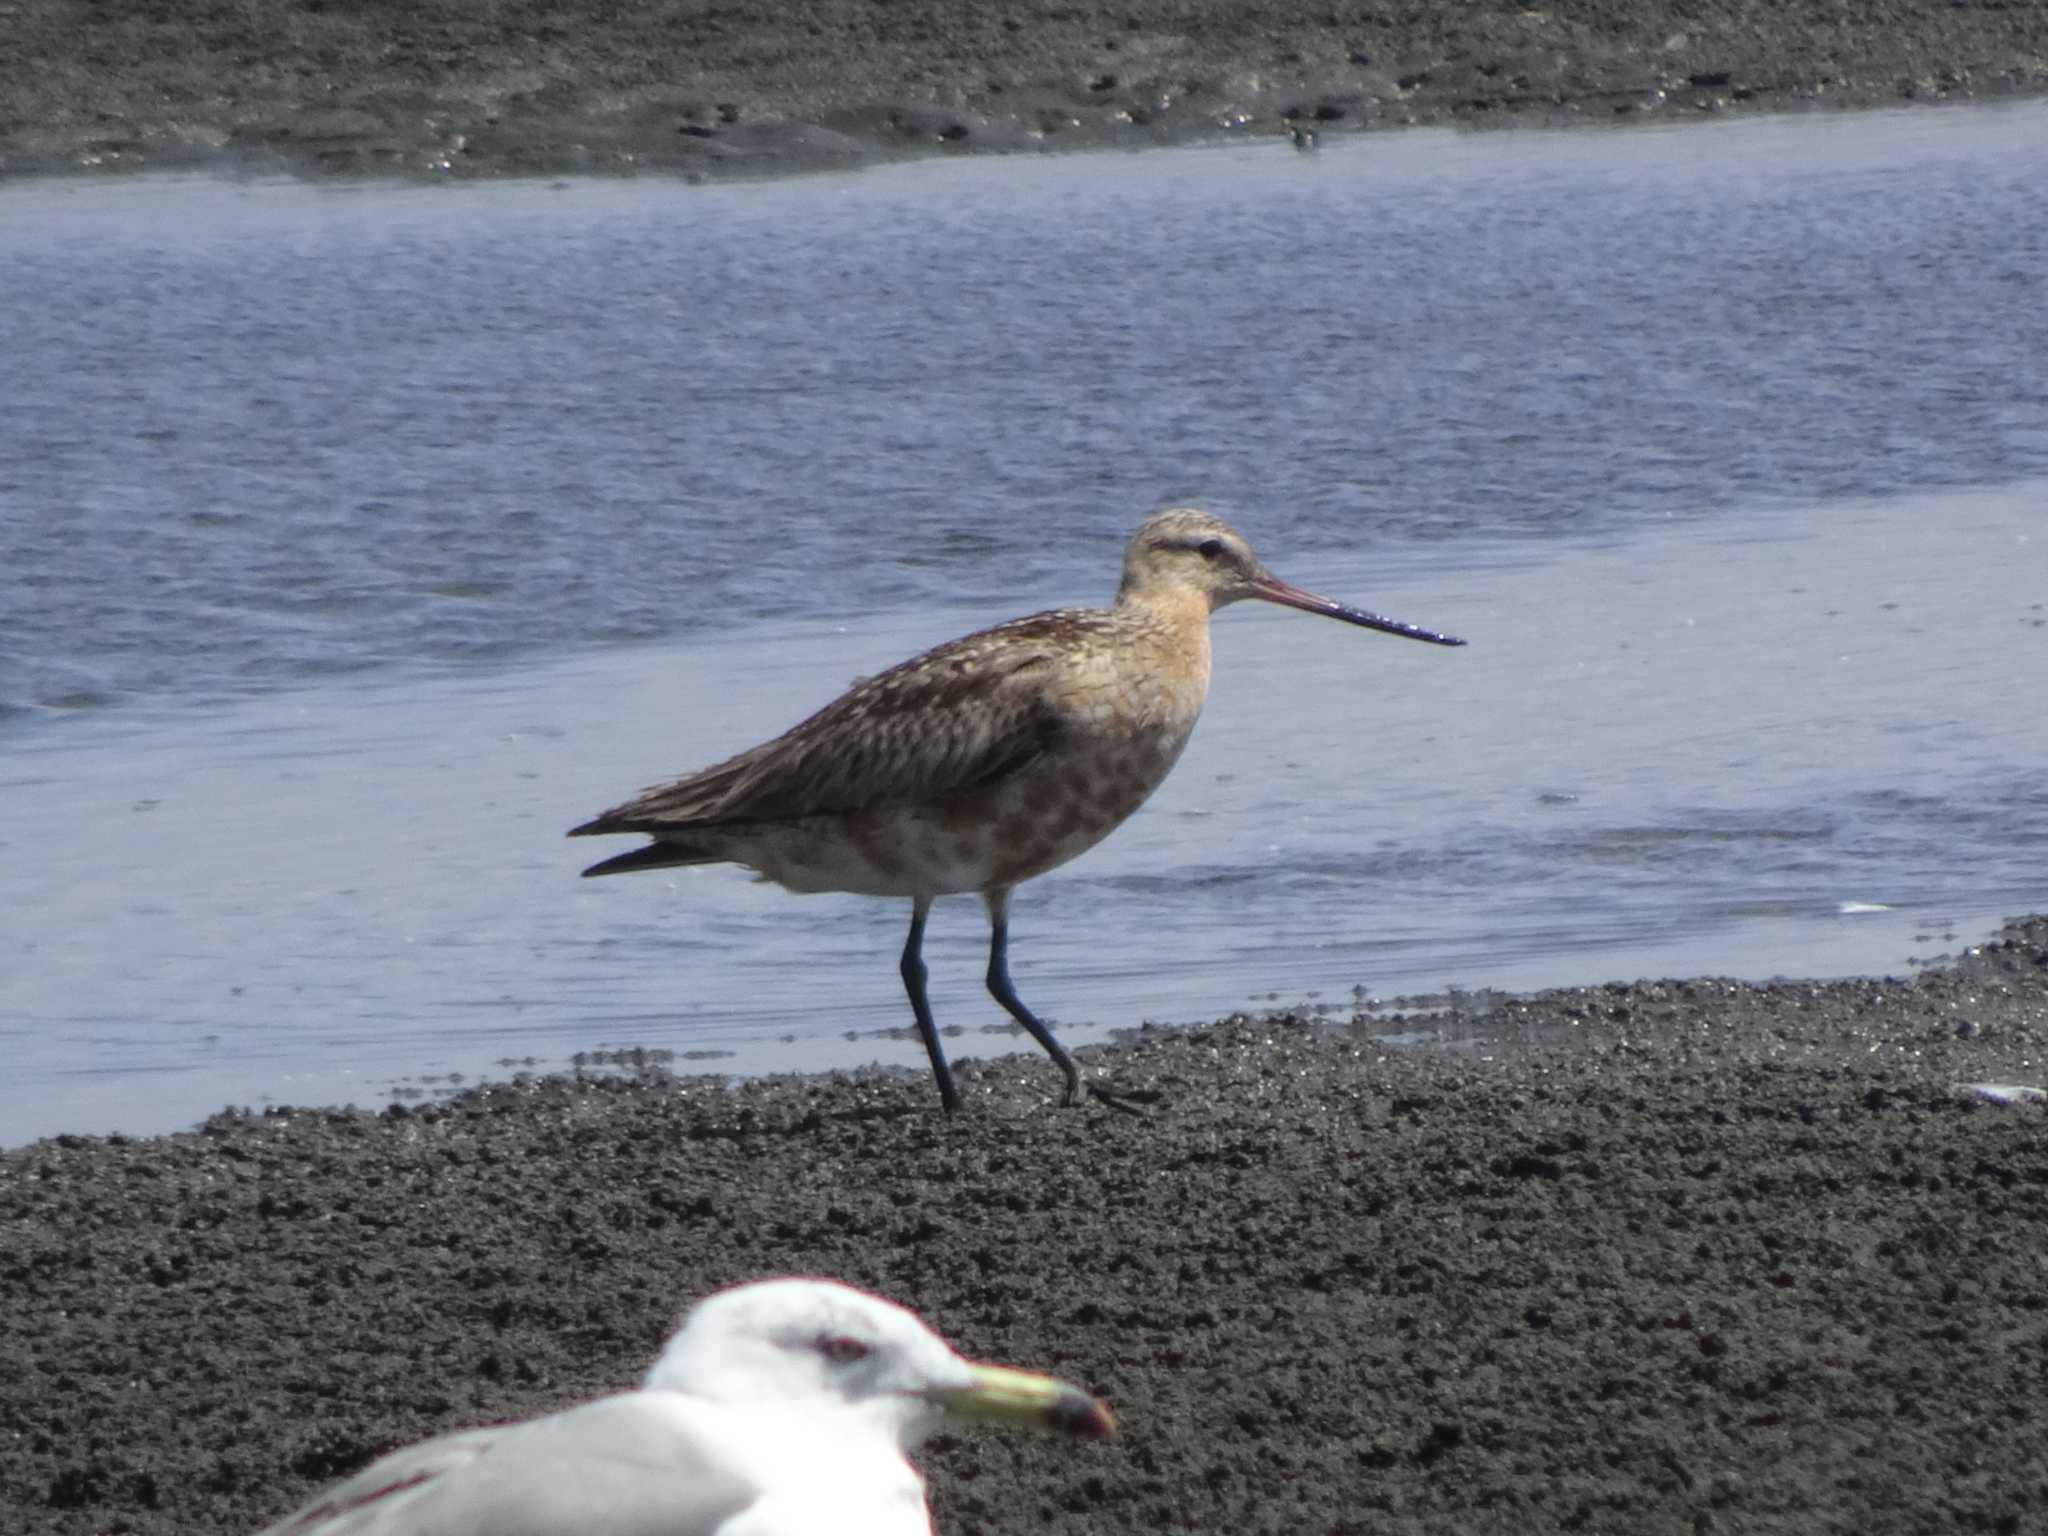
[578,841,719,878]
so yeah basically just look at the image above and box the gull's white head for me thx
[644,1277,1114,1450]
[247,1277,1111,1536]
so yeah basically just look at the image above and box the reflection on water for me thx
[1,102,2045,1143]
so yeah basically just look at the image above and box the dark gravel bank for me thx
[4,915,2047,1534]
[3,0,2046,181]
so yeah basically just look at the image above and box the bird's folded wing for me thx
[252,1397,767,1536]
[575,644,1063,832]
[252,1428,504,1536]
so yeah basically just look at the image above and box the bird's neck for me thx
[1113,582,1214,633]
[1109,584,1215,704]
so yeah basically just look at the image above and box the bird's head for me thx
[1119,506,1467,645]
[645,1278,1115,1450]
[1118,508,1267,610]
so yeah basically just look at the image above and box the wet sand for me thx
[6,914,2047,1533]
[3,0,2045,181]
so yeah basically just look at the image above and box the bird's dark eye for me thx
[1196,538,1226,561]
[818,1335,872,1363]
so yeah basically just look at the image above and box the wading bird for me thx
[571,508,1464,1112]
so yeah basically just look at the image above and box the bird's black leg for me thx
[901,897,962,1114]
[983,889,1152,1115]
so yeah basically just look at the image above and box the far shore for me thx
[3,0,2045,183]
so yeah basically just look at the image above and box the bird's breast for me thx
[711,613,1213,900]
[939,619,1207,891]
[963,715,1197,891]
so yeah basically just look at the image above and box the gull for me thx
[571,507,1464,1112]
[253,1276,1114,1536]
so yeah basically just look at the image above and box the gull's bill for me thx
[940,1360,1117,1439]
[252,1277,1114,1536]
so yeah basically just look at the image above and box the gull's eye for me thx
[1196,538,1226,561]
[818,1335,873,1364]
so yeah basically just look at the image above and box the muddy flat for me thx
[4,0,2045,180]
[6,916,2047,1533]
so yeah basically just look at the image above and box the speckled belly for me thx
[724,724,1196,899]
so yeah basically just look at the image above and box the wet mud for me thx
[6,915,2047,1533]
[3,0,2046,181]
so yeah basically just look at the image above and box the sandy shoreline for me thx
[4,0,2046,182]
[6,914,2048,1533]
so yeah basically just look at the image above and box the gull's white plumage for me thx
[253,1278,1111,1536]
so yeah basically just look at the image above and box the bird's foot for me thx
[1075,1078,1161,1117]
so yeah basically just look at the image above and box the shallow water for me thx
[3,103,2046,1144]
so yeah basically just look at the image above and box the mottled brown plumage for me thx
[571,507,1465,1112]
